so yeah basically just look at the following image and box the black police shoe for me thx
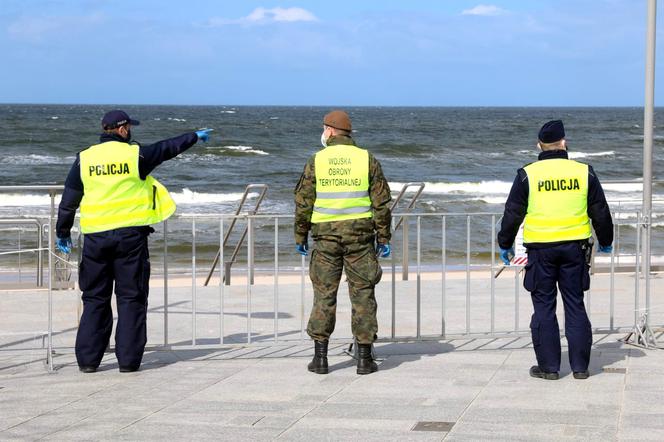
[79,366,97,373]
[119,366,139,373]
[529,365,559,380]
[573,370,590,379]
[308,340,329,374]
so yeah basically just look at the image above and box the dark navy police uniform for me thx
[498,150,613,373]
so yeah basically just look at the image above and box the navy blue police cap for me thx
[538,120,565,143]
[101,110,140,130]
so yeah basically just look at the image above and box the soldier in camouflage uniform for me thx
[294,110,392,375]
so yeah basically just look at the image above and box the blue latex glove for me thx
[499,247,515,265]
[598,244,613,254]
[56,236,72,254]
[296,243,308,256]
[195,128,213,142]
[376,243,391,258]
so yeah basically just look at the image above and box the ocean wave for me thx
[390,180,513,195]
[205,145,269,156]
[0,189,257,207]
[0,193,61,206]
[603,183,643,193]
[568,151,615,159]
[167,117,187,122]
[1,154,75,165]
[171,189,259,204]
[220,110,236,114]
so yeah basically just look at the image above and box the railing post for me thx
[491,215,496,335]
[441,216,446,338]
[402,219,409,281]
[249,216,255,285]
[37,222,43,286]
[47,190,55,372]
[610,222,615,330]
[465,215,471,334]
[191,217,197,346]
[219,218,225,344]
[247,216,253,344]
[416,216,421,339]
[163,220,169,346]
[274,217,279,342]
[18,227,22,283]
[300,254,306,341]
[635,212,641,326]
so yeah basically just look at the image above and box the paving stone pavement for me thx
[1,334,663,441]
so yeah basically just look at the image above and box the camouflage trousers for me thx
[307,238,383,344]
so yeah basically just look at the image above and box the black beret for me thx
[538,120,565,143]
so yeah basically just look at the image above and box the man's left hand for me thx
[377,243,391,258]
[598,244,613,254]
[56,236,72,254]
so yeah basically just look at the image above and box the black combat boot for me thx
[308,340,329,374]
[356,343,378,375]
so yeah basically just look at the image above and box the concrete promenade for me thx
[1,270,664,440]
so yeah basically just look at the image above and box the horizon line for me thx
[0,102,653,109]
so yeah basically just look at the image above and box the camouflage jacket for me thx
[294,135,392,245]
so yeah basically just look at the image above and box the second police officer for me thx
[498,120,614,380]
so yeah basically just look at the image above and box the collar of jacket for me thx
[327,135,356,147]
[99,132,131,144]
[538,149,569,161]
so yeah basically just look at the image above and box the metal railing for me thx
[146,210,662,348]
[1,185,663,372]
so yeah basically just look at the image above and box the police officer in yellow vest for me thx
[498,120,613,380]
[294,110,392,375]
[55,110,212,373]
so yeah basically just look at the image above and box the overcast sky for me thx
[0,0,661,106]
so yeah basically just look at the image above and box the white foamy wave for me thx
[50,116,59,120]
[454,196,507,205]
[0,190,257,207]
[1,154,75,165]
[171,189,259,205]
[390,180,513,195]
[568,151,615,159]
[167,117,187,122]
[603,183,643,193]
[220,110,236,114]
[206,145,269,155]
[0,194,61,206]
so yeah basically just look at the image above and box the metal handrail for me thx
[391,182,426,280]
[391,182,426,231]
[204,184,268,286]
[0,219,44,286]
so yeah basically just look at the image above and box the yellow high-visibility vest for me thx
[79,141,176,234]
[523,158,592,243]
[311,144,372,223]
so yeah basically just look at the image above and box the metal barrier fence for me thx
[0,186,662,371]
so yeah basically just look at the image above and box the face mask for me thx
[320,131,328,148]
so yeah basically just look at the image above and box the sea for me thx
[1,105,663,270]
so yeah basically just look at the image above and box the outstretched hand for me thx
[195,128,213,142]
